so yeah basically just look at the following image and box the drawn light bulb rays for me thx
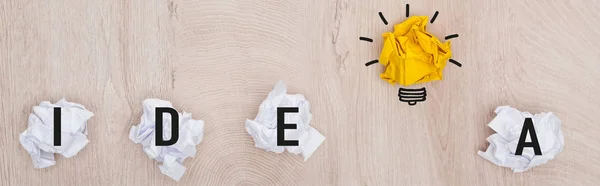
[430,11,439,23]
[359,5,463,106]
[360,10,462,67]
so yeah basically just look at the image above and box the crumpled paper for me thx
[379,16,452,86]
[245,80,325,161]
[129,99,204,181]
[19,99,94,168]
[478,106,564,172]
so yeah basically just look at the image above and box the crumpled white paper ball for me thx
[478,106,564,172]
[19,99,94,168]
[129,99,204,181]
[245,80,325,161]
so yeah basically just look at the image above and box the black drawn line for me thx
[379,12,388,25]
[406,4,410,17]
[400,95,427,98]
[401,98,426,105]
[445,34,459,40]
[430,11,439,23]
[399,87,426,92]
[449,59,462,67]
[359,37,373,42]
[397,90,426,95]
[365,60,379,66]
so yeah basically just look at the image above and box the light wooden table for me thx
[1,0,599,185]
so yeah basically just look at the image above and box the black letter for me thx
[155,107,179,146]
[54,107,61,146]
[515,118,542,155]
[277,107,299,146]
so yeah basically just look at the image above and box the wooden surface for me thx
[1,0,600,185]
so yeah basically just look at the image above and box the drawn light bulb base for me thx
[398,87,427,106]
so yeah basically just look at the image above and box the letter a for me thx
[277,107,299,146]
[155,107,179,146]
[515,118,542,155]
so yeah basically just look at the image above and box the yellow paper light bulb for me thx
[378,16,452,86]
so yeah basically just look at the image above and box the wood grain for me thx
[1,0,600,185]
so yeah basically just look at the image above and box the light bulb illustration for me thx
[360,4,462,106]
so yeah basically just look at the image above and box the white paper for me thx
[478,106,564,172]
[19,99,94,168]
[129,99,204,181]
[245,80,325,161]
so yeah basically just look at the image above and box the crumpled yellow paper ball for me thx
[379,16,452,86]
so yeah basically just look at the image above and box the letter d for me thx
[155,107,179,146]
